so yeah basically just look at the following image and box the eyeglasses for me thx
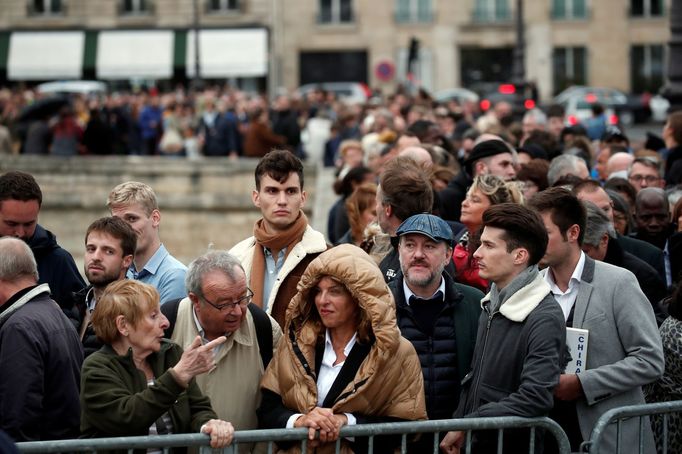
[628,175,661,184]
[201,288,254,311]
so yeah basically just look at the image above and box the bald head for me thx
[635,188,670,237]
[606,152,634,179]
[399,146,434,167]
[0,237,39,304]
[636,187,668,212]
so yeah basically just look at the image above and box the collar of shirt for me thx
[264,247,286,263]
[317,329,358,407]
[130,243,169,278]
[403,277,446,306]
[191,304,250,353]
[85,286,97,312]
[323,329,357,367]
[544,251,586,320]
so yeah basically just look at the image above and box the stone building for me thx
[0,0,671,99]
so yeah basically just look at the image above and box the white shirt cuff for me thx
[344,413,356,426]
[286,413,303,429]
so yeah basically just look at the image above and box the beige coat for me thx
[260,244,427,453]
[171,297,282,453]
[229,225,328,326]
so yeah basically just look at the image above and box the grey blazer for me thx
[544,256,664,453]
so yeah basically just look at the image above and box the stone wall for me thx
[0,156,323,273]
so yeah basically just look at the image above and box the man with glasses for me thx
[162,250,282,454]
[628,157,664,192]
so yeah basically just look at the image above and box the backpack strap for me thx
[247,303,274,368]
[161,297,183,339]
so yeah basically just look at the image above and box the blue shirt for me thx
[127,244,187,305]
[262,247,286,312]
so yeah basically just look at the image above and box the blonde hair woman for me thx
[454,175,524,291]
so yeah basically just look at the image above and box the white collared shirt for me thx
[192,306,224,356]
[544,251,586,321]
[286,329,357,428]
[402,277,446,305]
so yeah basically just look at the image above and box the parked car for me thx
[36,80,107,96]
[434,87,479,105]
[474,82,537,119]
[553,86,649,126]
[296,82,371,105]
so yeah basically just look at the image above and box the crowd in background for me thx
[3,80,682,453]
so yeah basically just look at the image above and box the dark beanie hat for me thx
[464,140,511,174]
[517,143,549,161]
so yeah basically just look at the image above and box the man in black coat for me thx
[574,181,666,283]
[0,171,85,309]
[439,138,517,222]
[389,214,482,451]
[65,217,136,358]
[0,237,83,442]
[581,201,668,323]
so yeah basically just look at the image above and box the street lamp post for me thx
[664,0,682,111]
[511,0,525,86]
[192,0,202,91]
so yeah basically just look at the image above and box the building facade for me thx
[0,0,671,100]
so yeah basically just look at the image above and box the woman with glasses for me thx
[80,280,235,451]
[257,244,426,453]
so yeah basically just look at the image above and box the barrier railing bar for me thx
[17,417,571,453]
[465,429,472,453]
[432,431,439,454]
[584,400,682,454]
[663,413,668,454]
[616,418,622,453]
[496,428,503,454]
[639,416,645,454]
[400,433,406,454]
[529,426,536,454]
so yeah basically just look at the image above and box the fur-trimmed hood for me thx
[286,243,400,356]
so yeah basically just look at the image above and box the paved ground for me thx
[627,120,666,147]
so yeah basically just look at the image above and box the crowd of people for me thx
[1,82,682,454]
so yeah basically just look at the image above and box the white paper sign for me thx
[564,327,589,374]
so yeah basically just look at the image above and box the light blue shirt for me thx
[262,247,286,312]
[127,243,187,305]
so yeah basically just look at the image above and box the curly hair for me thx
[345,183,377,244]
[468,174,525,207]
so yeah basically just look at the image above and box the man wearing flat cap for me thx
[388,213,482,450]
[439,138,517,222]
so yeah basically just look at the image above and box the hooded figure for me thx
[258,244,426,453]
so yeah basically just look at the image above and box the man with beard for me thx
[65,217,136,357]
[0,171,85,309]
[389,213,481,451]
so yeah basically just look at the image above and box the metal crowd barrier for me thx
[581,400,682,454]
[16,416,571,453]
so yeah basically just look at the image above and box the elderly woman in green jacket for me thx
[80,280,233,450]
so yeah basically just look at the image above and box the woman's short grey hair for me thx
[0,237,39,282]
[582,201,616,247]
[185,250,245,298]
